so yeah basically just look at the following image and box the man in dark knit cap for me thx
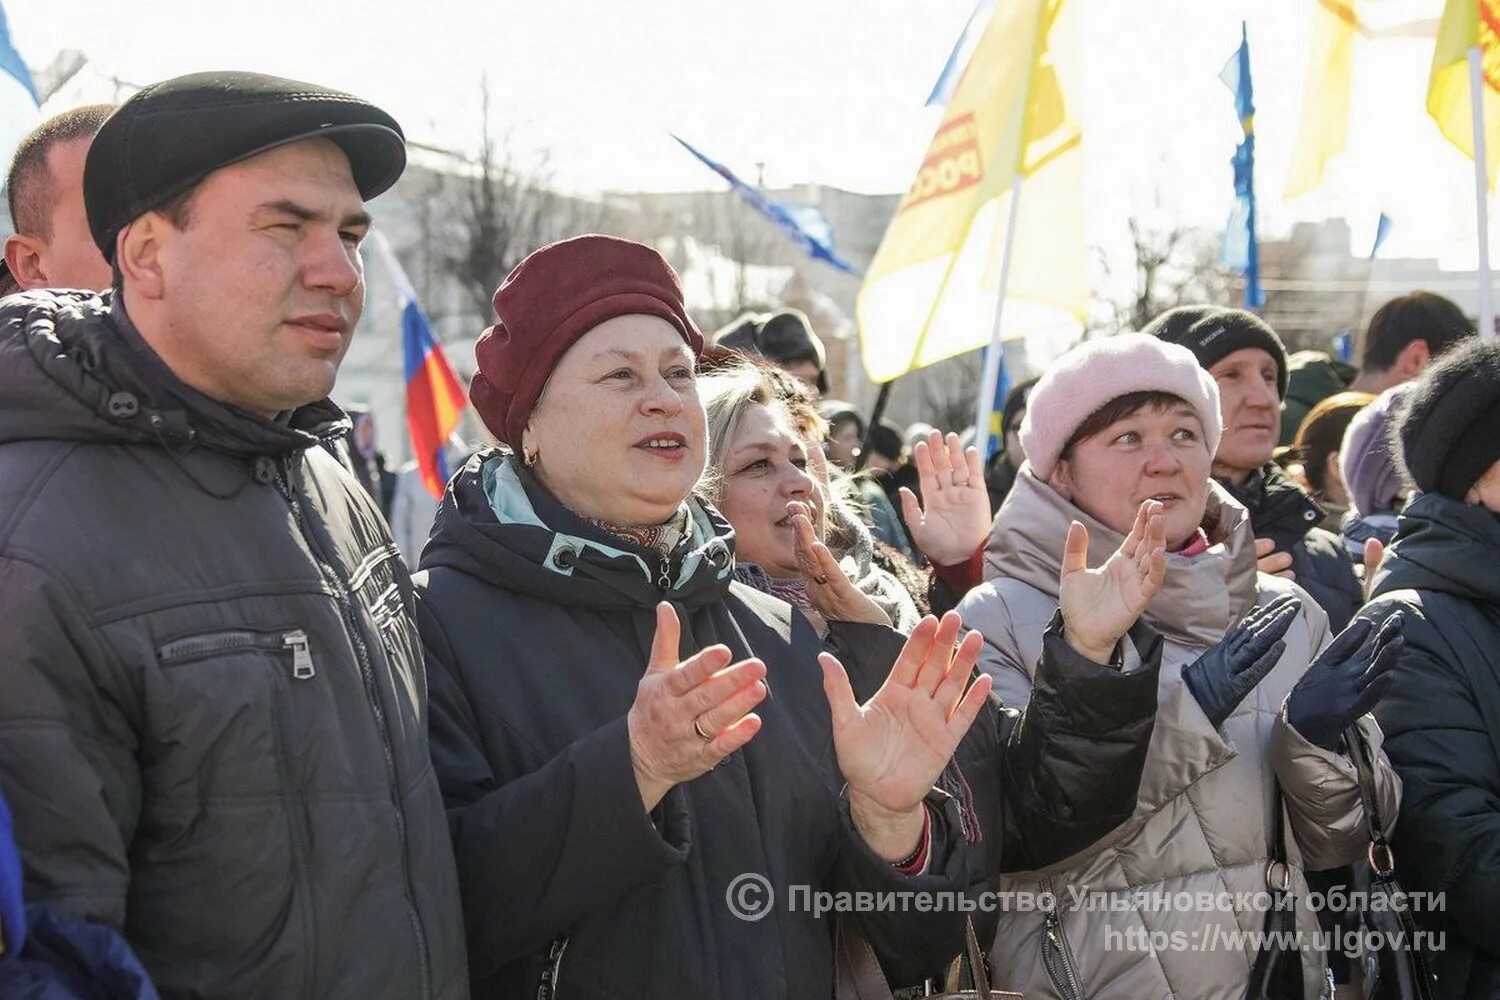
[0,73,466,999]
[1145,305,1362,631]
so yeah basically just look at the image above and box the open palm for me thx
[899,431,992,567]
[821,612,991,816]
[1058,500,1167,662]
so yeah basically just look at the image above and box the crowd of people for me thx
[0,70,1496,1000]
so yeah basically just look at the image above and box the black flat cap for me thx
[84,71,406,260]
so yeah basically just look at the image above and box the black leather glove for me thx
[1286,612,1404,751]
[1182,595,1301,728]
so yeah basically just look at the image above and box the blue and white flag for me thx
[1370,212,1393,260]
[0,1,36,106]
[672,135,857,274]
[1219,22,1265,310]
[925,0,996,107]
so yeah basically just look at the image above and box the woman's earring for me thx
[523,445,539,468]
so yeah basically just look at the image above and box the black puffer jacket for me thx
[1222,463,1361,631]
[416,453,972,999]
[0,291,467,1000]
[415,453,1163,999]
[1367,493,1500,1000]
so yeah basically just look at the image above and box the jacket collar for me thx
[984,466,1260,647]
[0,288,347,458]
[421,451,736,611]
[1374,492,1500,607]
[1220,463,1325,550]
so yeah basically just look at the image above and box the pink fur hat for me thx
[1020,332,1222,480]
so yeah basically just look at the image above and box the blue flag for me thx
[1370,212,1393,260]
[672,135,857,274]
[925,0,996,107]
[0,2,37,105]
[1219,22,1264,310]
[983,341,1010,461]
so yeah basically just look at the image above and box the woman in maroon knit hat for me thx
[411,235,1172,998]
[414,234,987,996]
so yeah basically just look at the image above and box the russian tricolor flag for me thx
[370,231,467,499]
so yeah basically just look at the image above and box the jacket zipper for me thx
[276,460,433,1000]
[536,936,568,1000]
[1039,875,1084,1000]
[657,553,672,591]
[159,628,315,680]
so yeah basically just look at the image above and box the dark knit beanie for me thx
[865,419,904,462]
[1144,305,1290,399]
[1001,377,1038,435]
[1396,337,1500,500]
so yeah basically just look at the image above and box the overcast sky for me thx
[6,0,1489,271]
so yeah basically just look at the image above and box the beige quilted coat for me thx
[955,469,1400,1000]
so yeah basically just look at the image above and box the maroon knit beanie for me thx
[469,235,704,446]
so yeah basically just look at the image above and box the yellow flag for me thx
[1286,0,1358,198]
[856,0,1084,383]
[1428,0,1500,188]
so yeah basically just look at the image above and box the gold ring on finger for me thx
[692,717,714,742]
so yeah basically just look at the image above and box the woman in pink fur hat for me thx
[956,333,1405,1000]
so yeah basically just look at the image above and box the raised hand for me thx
[898,430,992,567]
[627,603,767,811]
[787,500,890,626]
[1286,612,1405,750]
[820,612,993,861]
[1182,594,1302,728]
[1057,500,1167,664]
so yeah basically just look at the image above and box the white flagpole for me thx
[1468,45,1495,339]
[972,173,1025,457]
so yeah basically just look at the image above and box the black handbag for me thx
[1345,726,1438,1000]
[1244,781,1305,1000]
[835,917,1022,1000]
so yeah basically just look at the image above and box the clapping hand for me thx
[1182,595,1301,728]
[627,603,768,811]
[788,500,890,626]
[898,431,992,567]
[1286,613,1404,751]
[1057,500,1168,664]
[820,612,992,861]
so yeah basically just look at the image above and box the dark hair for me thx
[1060,390,1193,461]
[5,104,114,239]
[865,419,904,462]
[1002,377,1039,435]
[1291,390,1374,494]
[1361,291,1475,371]
[820,400,865,438]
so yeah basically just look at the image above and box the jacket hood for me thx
[1371,491,1500,607]
[419,451,737,612]
[984,466,1259,646]
[0,289,347,457]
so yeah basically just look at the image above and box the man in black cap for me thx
[0,73,466,999]
[712,307,830,396]
[1145,305,1362,631]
